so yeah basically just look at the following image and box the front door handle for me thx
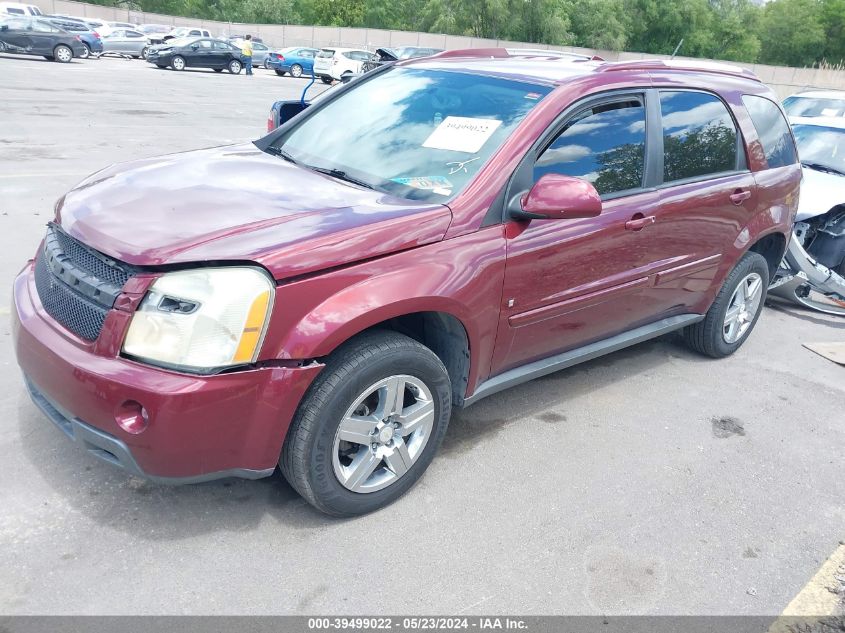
[730,189,752,205]
[625,215,656,231]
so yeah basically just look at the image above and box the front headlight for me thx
[122,267,274,372]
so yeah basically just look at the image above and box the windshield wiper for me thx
[308,165,375,190]
[802,161,845,177]
[265,146,299,165]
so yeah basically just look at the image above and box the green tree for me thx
[623,0,715,57]
[567,0,629,51]
[757,0,826,66]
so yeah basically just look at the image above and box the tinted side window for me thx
[534,99,646,196]
[742,95,798,168]
[660,91,738,183]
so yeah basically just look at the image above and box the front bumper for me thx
[13,263,324,482]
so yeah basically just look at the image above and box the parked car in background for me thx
[230,37,269,68]
[13,52,800,516]
[0,15,86,62]
[266,46,318,76]
[361,46,443,72]
[0,2,41,15]
[43,16,102,58]
[783,90,845,118]
[313,47,373,83]
[146,37,244,73]
[81,19,111,37]
[101,28,149,58]
[138,23,170,36]
[154,26,211,44]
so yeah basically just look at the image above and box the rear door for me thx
[641,90,758,316]
[211,40,233,67]
[29,18,61,54]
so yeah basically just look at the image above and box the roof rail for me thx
[597,59,760,82]
[432,48,511,59]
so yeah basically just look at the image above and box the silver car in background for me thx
[101,27,149,58]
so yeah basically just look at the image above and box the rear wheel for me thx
[171,55,185,71]
[290,63,303,78]
[228,59,242,74]
[274,69,285,76]
[54,44,73,63]
[79,43,90,59]
[683,251,769,358]
[280,331,451,516]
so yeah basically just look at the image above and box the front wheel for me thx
[280,331,452,516]
[290,63,303,78]
[54,44,73,63]
[683,251,770,358]
[141,46,149,59]
[171,55,185,71]
[228,59,242,74]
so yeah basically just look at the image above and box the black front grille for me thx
[33,225,134,341]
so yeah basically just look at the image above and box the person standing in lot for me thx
[241,34,253,75]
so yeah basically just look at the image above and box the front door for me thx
[492,93,668,374]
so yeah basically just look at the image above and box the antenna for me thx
[671,39,684,59]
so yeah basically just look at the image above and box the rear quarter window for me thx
[742,95,798,168]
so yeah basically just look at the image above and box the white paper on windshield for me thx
[423,117,503,153]
[821,108,840,116]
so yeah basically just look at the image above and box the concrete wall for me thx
[31,0,845,98]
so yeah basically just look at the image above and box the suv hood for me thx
[57,144,452,279]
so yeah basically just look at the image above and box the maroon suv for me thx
[13,50,800,515]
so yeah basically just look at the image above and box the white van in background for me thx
[0,2,43,16]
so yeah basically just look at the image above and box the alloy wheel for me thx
[723,272,763,343]
[332,375,435,493]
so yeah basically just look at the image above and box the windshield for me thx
[792,124,845,175]
[784,96,845,118]
[269,67,551,202]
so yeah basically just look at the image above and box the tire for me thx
[79,43,90,59]
[290,63,303,78]
[274,69,285,76]
[171,55,185,71]
[213,68,223,72]
[683,251,770,358]
[228,59,242,74]
[141,46,149,59]
[320,76,333,84]
[263,59,270,69]
[54,44,73,63]
[280,331,452,516]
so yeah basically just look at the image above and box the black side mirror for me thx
[191,44,198,50]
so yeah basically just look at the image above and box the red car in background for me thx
[13,50,800,515]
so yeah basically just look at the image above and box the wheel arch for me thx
[268,297,477,407]
[747,230,787,280]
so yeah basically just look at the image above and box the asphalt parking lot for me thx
[1,53,844,616]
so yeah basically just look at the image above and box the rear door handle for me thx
[730,189,752,205]
[625,215,656,231]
